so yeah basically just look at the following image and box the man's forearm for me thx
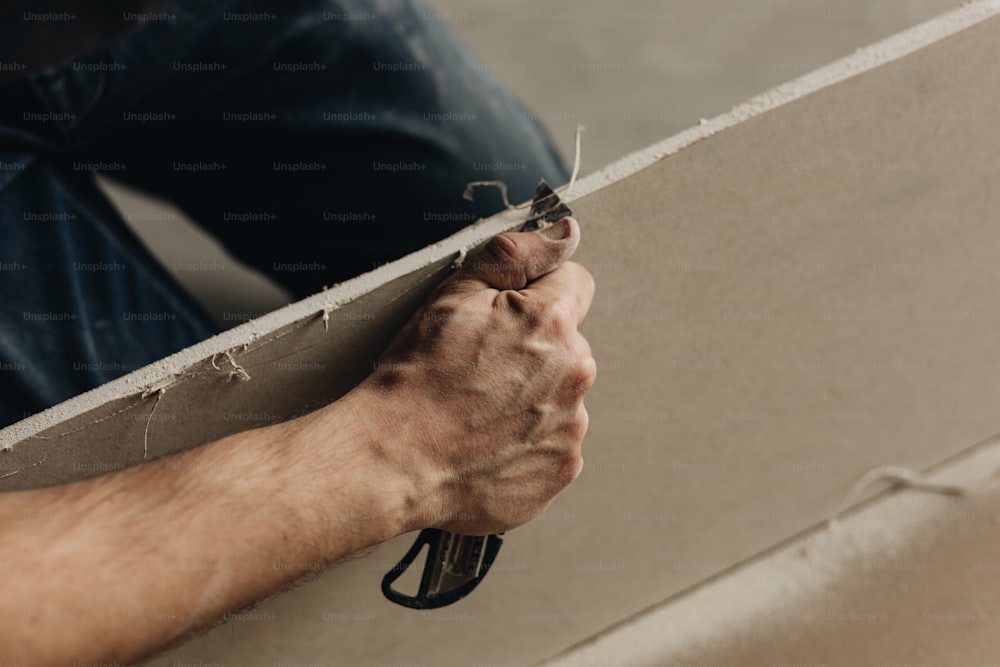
[0,389,409,666]
[0,218,595,664]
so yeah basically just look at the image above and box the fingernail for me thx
[540,217,572,240]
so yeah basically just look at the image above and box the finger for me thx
[449,217,581,293]
[519,260,595,326]
[560,337,597,402]
[556,403,588,483]
[570,401,590,447]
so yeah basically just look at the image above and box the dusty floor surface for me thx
[103,0,961,325]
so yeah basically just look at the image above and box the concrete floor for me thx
[105,0,961,327]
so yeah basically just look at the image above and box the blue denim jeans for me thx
[0,0,567,427]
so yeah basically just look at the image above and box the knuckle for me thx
[572,333,593,361]
[473,234,529,289]
[568,406,589,441]
[573,355,598,393]
[499,288,539,319]
[558,338,595,396]
[545,302,575,335]
[555,452,584,486]
[421,299,460,325]
[492,232,522,258]
[567,261,596,292]
[432,277,468,300]
[484,234,524,270]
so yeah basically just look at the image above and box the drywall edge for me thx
[1,0,995,449]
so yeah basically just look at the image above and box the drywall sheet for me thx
[543,435,1000,667]
[1,2,1000,665]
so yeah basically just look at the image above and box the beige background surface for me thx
[0,3,986,664]
[0,0,978,665]
[105,0,962,327]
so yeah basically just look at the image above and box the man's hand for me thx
[351,216,596,535]
[0,218,595,666]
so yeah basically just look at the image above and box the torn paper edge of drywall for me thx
[1,0,997,450]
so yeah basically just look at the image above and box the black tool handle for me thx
[381,529,503,609]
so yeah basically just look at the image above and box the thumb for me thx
[458,217,581,292]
